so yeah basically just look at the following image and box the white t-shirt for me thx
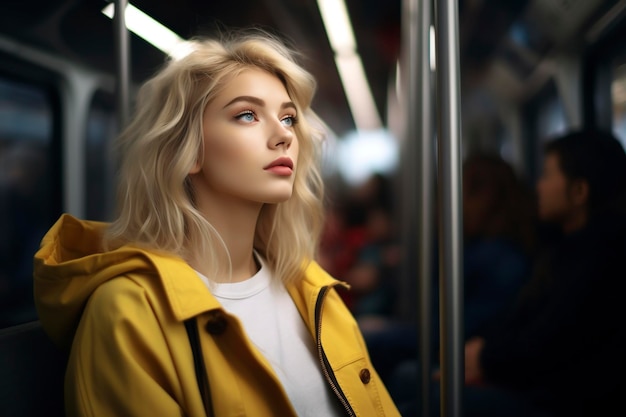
[196,257,344,417]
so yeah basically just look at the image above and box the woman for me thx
[33,32,400,417]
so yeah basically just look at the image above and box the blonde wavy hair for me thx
[104,31,325,283]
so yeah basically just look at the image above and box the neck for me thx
[190,193,263,283]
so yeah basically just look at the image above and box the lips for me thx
[264,157,294,170]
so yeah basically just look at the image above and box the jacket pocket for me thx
[333,356,386,417]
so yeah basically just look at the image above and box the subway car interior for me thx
[1,0,626,416]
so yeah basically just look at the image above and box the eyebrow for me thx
[222,95,296,111]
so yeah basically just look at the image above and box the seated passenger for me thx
[434,154,535,342]
[385,154,536,411]
[464,129,626,417]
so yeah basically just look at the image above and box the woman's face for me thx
[536,153,572,222]
[191,68,299,206]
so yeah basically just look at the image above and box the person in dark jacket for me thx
[464,129,626,417]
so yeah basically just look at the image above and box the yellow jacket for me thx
[34,214,401,417]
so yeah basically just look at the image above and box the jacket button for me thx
[205,310,228,335]
[359,368,371,384]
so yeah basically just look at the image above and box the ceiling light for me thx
[335,54,382,130]
[102,2,190,59]
[316,0,356,55]
[316,0,381,131]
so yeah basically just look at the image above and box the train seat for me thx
[0,320,66,417]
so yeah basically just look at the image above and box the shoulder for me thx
[84,274,161,325]
[90,275,148,303]
[83,273,167,320]
[84,258,219,326]
[74,274,174,358]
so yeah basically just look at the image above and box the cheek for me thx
[205,135,238,161]
[539,176,558,197]
[539,177,569,213]
[200,134,257,188]
[203,129,256,171]
[292,137,301,168]
[550,178,568,201]
[201,144,229,180]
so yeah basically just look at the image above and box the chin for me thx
[262,192,294,204]
[255,183,295,204]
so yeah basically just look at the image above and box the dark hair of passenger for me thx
[462,154,536,252]
[544,129,626,220]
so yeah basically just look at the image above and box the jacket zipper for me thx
[315,285,356,417]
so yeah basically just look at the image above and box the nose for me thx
[268,119,294,149]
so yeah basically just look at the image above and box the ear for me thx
[189,159,202,175]
[190,130,206,175]
[189,144,203,175]
[569,179,589,207]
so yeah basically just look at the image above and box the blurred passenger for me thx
[461,129,626,417]
[344,202,407,386]
[374,155,535,389]
[441,154,535,341]
[319,172,396,311]
[318,197,368,310]
[318,203,349,276]
[317,173,406,386]
[334,173,400,320]
[391,130,626,416]
[346,205,401,326]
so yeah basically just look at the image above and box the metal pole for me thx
[402,0,422,406]
[434,0,464,415]
[398,1,419,324]
[109,0,131,220]
[114,0,130,129]
[417,0,435,416]
[402,0,436,414]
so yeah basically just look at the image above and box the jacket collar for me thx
[146,252,346,323]
[139,250,222,321]
[286,261,349,332]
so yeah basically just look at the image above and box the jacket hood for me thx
[34,214,342,352]
[33,214,217,351]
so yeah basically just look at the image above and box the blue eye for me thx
[236,111,256,123]
[281,115,298,127]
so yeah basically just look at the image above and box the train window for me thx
[523,80,567,181]
[0,75,60,328]
[536,91,566,141]
[583,7,626,145]
[611,62,626,148]
[85,90,116,221]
